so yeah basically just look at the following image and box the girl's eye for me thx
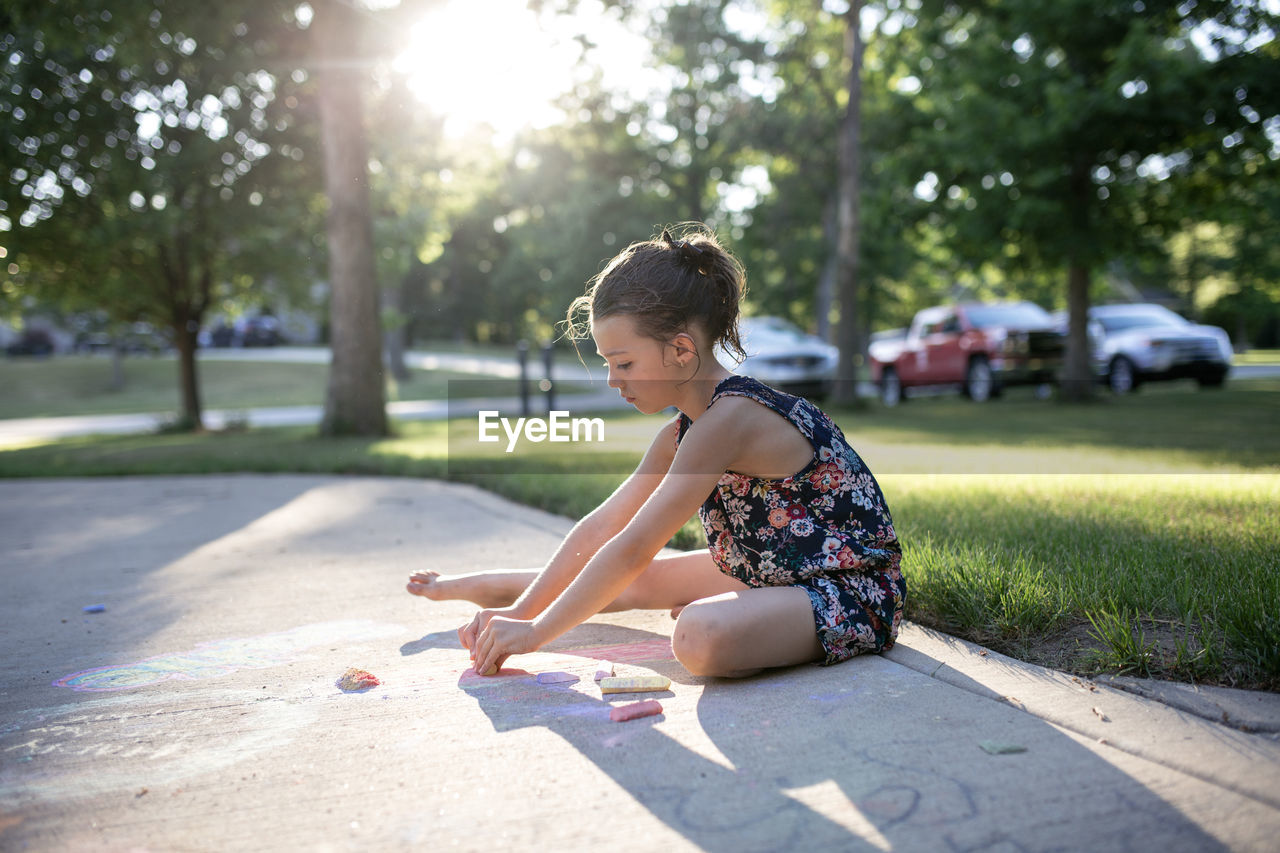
[616,362,632,370]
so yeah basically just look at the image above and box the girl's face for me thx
[592,314,692,415]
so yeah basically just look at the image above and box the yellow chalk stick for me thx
[599,675,670,694]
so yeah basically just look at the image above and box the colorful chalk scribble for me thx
[53,620,402,692]
[559,637,674,665]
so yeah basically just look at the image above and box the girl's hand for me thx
[457,608,507,657]
[471,616,542,677]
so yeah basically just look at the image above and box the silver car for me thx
[1072,304,1232,394]
[717,316,839,398]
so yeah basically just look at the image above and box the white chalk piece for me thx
[536,671,579,685]
[593,661,615,681]
[610,699,663,722]
[599,675,670,694]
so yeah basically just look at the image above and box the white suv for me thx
[1077,304,1232,394]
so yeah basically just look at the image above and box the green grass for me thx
[835,378,1280,472]
[0,355,534,419]
[2,376,1278,690]
[890,473,1279,688]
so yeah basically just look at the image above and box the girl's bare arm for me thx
[502,416,680,620]
[470,404,746,673]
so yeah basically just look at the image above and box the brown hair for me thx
[565,223,747,362]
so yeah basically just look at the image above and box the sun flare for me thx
[395,1,581,135]
[393,0,653,138]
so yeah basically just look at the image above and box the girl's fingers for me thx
[458,616,479,652]
[476,632,495,676]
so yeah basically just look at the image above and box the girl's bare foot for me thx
[405,569,531,609]
[405,570,451,600]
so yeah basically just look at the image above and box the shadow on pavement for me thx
[0,477,327,689]
[399,629,461,656]
[460,637,1230,851]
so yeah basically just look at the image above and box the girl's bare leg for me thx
[407,570,536,609]
[672,586,826,678]
[407,550,746,616]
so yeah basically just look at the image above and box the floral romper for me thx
[676,375,906,665]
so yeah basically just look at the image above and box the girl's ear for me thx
[668,331,698,366]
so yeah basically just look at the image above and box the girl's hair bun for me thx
[566,223,747,362]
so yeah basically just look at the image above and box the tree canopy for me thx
[1,0,321,425]
[3,0,1278,419]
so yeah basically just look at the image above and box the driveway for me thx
[2,475,1278,851]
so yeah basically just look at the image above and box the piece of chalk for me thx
[82,604,106,613]
[335,668,380,691]
[536,671,579,685]
[610,699,663,722]
[479,664,499,676]
[599,675,670,694]
[593,662,615,681]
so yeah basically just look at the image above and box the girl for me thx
[408,225,905,678]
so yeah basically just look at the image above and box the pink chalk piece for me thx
[335,667,380,692]
[593,662,615,682]
[536,671,580,685]
[610,699,663,722]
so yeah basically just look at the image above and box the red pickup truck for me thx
[868,302,1065,405]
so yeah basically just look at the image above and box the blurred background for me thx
[2,0,1278,431]
[3,0,1279,691]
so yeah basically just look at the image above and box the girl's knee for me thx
[671,603,734,677]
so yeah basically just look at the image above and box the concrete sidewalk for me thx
[0,390,629,448]
[1,476,1278,852]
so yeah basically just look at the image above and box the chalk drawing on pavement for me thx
[52,620,404,692]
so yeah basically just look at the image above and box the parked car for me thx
[717,316,839,398]
[5,328,55,357]
[205,314,284,348]
[1056,303,1232,394]
[869,301,1065,405]
[237,315,283,347]
[207,320,236,348]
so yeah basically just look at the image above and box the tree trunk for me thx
[1062,262,1094,402]
[109,342,125,392]
[815,193,838,343]
[830,2,864,407]
[315,0,388,437]
[384,279,409,382]
[1062,158,1095,403]
[162,248,205,430]
[173,321,203,429]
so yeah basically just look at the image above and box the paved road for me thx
[198,345,599,380]
[0,391,630,448]
[0,347,622,447]
[1,475,1277,851]
[1,348,1274,448]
